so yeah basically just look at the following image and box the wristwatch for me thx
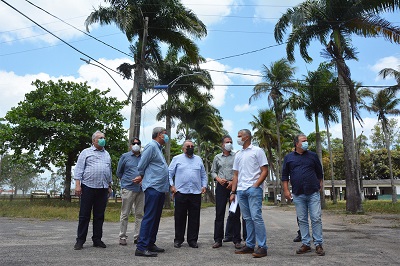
[230,190,236,195]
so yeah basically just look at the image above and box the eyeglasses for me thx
[185,145,194,148]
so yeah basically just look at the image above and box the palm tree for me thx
[274,0,400,213]
[85,0,207,141]
[290,62,339,207]
[249,58,297,191]
[364,89,400,203]
[155,48,213,163]
[379,65,400,91]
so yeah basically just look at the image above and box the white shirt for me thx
[233,144,268,191]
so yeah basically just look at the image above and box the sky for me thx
[1,0,400,153]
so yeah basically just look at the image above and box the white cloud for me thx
[223,119,234,133]
[234,103,257,112]
[369,56,400,81]
[252,0,303,23]
[229,67,262,83]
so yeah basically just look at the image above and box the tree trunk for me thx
[383,123,398,203]
[337,59,362,213]
[164,94,172,209]
[325,120,337,204]
[64,155,74,202]
[314,115,326,209]
[352,112,364,201]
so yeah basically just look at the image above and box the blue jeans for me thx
[136,188,165,251]
[292,192,323,246]
[237,186,267,249]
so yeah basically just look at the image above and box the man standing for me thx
[281,133,325,256]
[230,129,269,258]
[74,130,112,250]
[134,127,169,257]
[116,137,144,246]
[211,135,244,249]
[169,140,207,249]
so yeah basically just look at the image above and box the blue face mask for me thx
[301,141,308,151]
[98,138,106,147]
[163,134,169,143]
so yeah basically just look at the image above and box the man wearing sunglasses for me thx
[169,139,207,249]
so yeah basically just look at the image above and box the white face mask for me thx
[237,137,245,146]
[224,143,233,151]
[132,144,141,152]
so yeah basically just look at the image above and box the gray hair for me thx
[152,127,166,139]
[92,130,104,141]
[239,129,252,138]
[182,139,194,148]
[294,133,307,145]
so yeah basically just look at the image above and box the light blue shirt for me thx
[116,151,142,192]
[169,153,207,194]
[137,140,169,193]
[74,146,112,188]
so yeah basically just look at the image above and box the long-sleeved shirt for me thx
[74,146,112,188]
[169,153,207,194]
[281,150,323,196]
[116,151,142,192]
[210,152,235,181]
[137,140,169,193]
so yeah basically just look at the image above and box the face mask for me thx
[132,144,140,152]
[301,141,309,151]
[224,143,233,151]
[163,134,169,143]
[186,147,194,156]
[98,138,106,147]
[237,137,245,146]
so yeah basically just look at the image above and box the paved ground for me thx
[0,205,399,266]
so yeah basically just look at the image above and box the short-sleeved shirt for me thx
[137,140,169,193]
[169,153,207,194]
[210,152,235,181]
[74,146,112,188]
[233,144,268,191]
[116,151,142,192]
[281,150,323,196]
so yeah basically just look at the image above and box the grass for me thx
[0,198,215,222]
[0,199,398,222]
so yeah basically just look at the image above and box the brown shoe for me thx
[235,245,254,254]
[296,244,311,254]
[252,247,268,258]
[212,242,222,248]
[315,245,325,256]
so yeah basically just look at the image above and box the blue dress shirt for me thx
[169,153,207,194]
[74,146,112,188]
[281,150,323,195]
[116,151,142,192]
[137,140,169,193]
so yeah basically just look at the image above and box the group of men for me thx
[72,128,325,258]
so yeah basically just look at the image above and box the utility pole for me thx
[129,17,148,142]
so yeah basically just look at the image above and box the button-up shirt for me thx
[233,144,268,191]
[169,153,207,194]
[211,152,235,181]
[137,140,169,193]
[116,151,142,192]
[74,145,112,188]
[281,150,323,196]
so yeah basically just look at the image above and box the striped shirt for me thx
[74,146,112,188]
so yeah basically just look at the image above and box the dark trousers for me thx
[174,192,201,244]
[214,183,243,243]
[137,188,165,251]
[76,184,108,243]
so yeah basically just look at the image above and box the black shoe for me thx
[174,242,182,248]
[293,234,301,242]
[134,239,138,244]
[148,245,165,252]
[189,242,198,248]
[93,241,106,248]
[74,242,83,250]
[135,249,158,257]
[223,237,232,242]
[212,242,222,248]
[252,247,268,258]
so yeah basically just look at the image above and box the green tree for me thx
[370,119,400,150]
[0,80,126,201]
[364,89,400,203]
[249,58,297,192]
[379,65,400,91]
[274,0,400,213]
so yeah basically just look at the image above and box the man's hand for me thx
[133,175,142,184]
[229,194,235,203]
[201,187,206,194]
[283,190,292,201]
[217,176,228,186]
[75,184,82,196]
